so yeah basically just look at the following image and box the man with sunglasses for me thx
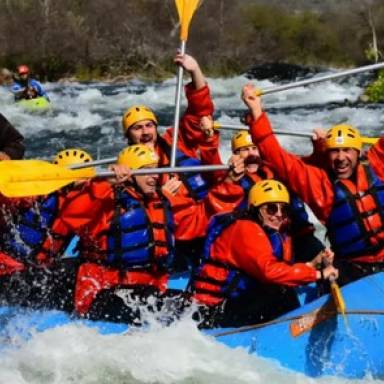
[242,83,384,286]
[229,130,325,262]
[189,179,337,328]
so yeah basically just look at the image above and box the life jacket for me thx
[74,187,175,315]
[4,194,59,262]
[103,188,175,272]
[157,137,209,200]
[327,164,384,259]
[191,211,291,305]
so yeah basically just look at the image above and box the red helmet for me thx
[17,65,30,75]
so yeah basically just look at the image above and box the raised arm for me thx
[366,137,384,180]
[241,84,334,223]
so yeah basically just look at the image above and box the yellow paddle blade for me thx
[175,0,201,41]
[330,281,346,315]
[0,160,96,197]
[362,137,379,145]
[213,122,221,130]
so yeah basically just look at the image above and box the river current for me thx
[0,67,382,383]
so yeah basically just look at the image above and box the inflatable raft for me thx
[0,273,383,379]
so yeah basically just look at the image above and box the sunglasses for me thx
[264,202,289,217]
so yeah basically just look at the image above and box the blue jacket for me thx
[12,79,49,101]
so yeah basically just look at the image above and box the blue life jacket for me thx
[158,137,209,200]
[327,164,384,258]
[192,211,288,301]
[4,194,59,261]
[12,79,49,101]
[105,188,175,272]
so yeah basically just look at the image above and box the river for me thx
[0,67,382,383]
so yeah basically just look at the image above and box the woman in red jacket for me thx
[190,179,337,328]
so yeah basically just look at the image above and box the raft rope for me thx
[213,310,384,337]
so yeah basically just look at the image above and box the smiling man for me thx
[241,83,384,286]
[121,53,222,202]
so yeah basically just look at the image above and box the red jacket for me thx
[53,179,243,247]
[193,219,317,306]
[249,112,384,262]
[158,83,222,174]
[48,179,243,313]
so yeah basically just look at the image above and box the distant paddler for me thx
[12,65,50,106]
[243,82,384,287]
[0,68,13,87]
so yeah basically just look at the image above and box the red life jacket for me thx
[191,211,292,306]
[73,185,174,315]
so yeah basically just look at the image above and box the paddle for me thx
[289,264,346,337]
[170,0,201,167]
[254,61,384,96]
[329,275,346,315]
[0,160,229,197]
[213,122,379,145]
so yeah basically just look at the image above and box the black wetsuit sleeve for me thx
[0,113,25,159]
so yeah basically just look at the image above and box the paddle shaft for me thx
[214,123,378,144]
[170,42,186,168]
[69,157,117,169]
[260,62,384,95]
[216,123,313,138]
[88,164,230,179]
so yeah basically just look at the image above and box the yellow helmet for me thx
[53,148,93,167]
[248,180,290,207]
[231,130,253,152]
[325,124,362,151]
[117,144,159,169]
[122,105,158,133]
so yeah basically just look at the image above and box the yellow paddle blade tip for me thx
[331,283,346,314]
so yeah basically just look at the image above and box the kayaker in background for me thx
[0,113,25,159]
[243,82,384,287]
[12,65,50,102]
[38,144,243,323]
[189,179,338,328]
[0,68,13,87]
[228,130,325,262]
[0,149,95,311]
